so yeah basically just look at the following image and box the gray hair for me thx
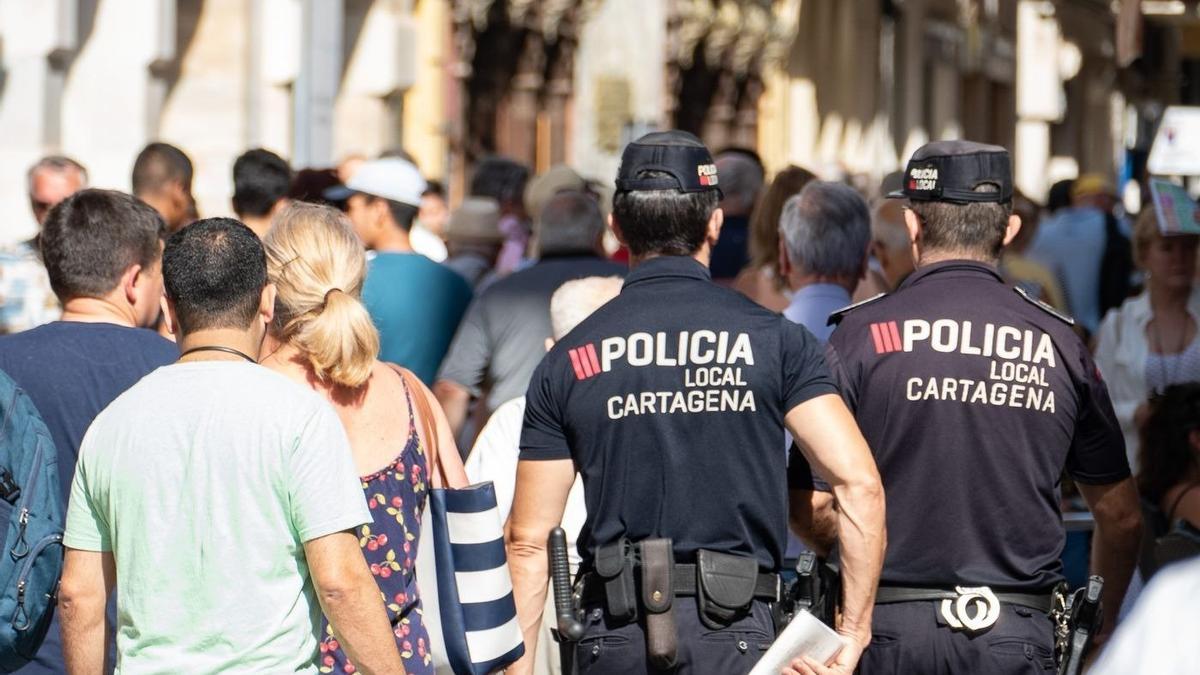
[714,152,764,216]
[779,181,871,280]
[535,191,604,257]
[550,276,623,340]
[27,155,88,194]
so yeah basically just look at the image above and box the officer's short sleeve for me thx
[781,318,838,412]
[1066,349,1132,485]
[520,356,570,461]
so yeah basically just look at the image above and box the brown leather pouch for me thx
[640,538,677,669]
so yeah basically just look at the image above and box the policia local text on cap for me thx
[504,130,885,675]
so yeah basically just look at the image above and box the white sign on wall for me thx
[1149,106,1200,176]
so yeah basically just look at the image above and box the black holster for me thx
[640,539,678,669]
[594,538,638,622]
[696,549,759,630]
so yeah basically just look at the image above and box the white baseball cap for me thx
[324,157,426,207]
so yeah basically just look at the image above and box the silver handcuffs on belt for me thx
[939,585,1001,634]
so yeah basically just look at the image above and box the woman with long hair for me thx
[732,166,816,311]
[261,202,468,674]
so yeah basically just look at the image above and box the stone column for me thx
[502,32,544,167]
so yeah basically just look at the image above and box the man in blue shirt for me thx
[1027,174,1133,335]
[328,157,473,383]
[0,189,178,673]
[778,181,873,343]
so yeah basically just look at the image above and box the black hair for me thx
[908,184,1012,260]
[1139,383,1200,503]
[287,168,347,211]
[364,196,418,232]
[132,142,194,195]
[1047,179,1075,213]
[40,189,165,302]
[232,149,292,218]
[470,157,530,208]
[162,218,267,334]
[423,180,446,199]
[612,171,720,257]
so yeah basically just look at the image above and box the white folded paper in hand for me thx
[748,610,845,674]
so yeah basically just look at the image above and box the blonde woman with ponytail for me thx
[261,202,467,674]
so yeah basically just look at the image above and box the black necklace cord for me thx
[178,345,258,364]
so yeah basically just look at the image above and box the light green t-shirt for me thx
[64,362,371,673]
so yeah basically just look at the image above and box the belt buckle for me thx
[939,586,1000,634]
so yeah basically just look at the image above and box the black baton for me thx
[549,527,584,641]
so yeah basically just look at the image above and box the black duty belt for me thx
[580,565,780,605]
[875,585,1054,614]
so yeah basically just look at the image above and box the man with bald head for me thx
[0,156,88,333]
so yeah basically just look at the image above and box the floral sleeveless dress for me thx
[318,377,433,674]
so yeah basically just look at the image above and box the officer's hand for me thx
[781,638,863,675]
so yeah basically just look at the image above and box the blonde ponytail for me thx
[263,202,380,388]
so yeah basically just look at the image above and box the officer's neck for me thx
[916,248,998,269]
[628,246,711,271]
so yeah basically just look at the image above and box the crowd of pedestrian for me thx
[0,126,1194,675]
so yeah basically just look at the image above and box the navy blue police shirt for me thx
[520,256,837,572]
[824,260,1130,592]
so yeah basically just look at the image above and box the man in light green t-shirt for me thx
[58,218,404,674]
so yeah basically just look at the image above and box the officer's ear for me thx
[1002,214,1022,248]
[608,213,628,247]
[903,207,922,244]
[706,207,724,247]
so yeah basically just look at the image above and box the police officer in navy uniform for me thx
[504,131,886,675]
[811,140,1142,674]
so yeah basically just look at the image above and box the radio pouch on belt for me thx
[640,539,677,669]
[595,538,637,622]
[697,549,759,630]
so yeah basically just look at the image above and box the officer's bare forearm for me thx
[786,396,886,647]
[506,458,575,675]
[830,477,886,646]
[505,533,551,675]
[1078,478,1142,637]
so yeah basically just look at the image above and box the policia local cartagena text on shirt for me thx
[807,140,1143,675]
[503,131,886,675]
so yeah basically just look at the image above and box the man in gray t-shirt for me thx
[434,191,624,442]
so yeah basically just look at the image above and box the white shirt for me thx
[1089,557,1200,675]
[465,396,586,567]
[410,225,447,262]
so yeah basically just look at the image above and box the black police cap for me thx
[615,130,723,198]
[888,140,1012,204]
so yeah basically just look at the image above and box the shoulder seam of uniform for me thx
[827,293,888,326]
[1013,286,1076,326]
